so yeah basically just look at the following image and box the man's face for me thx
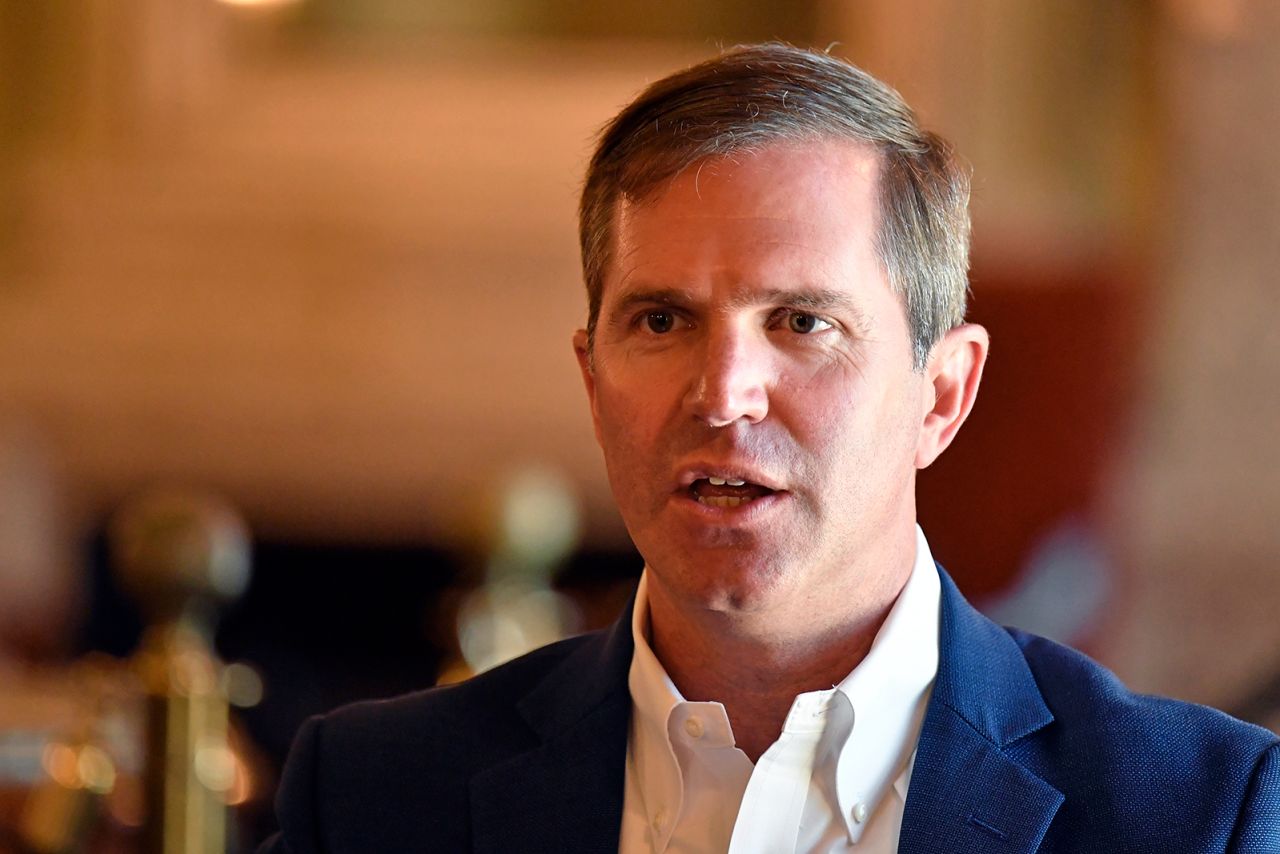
[575,141,934,625]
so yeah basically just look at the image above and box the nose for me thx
[683,326,771,427]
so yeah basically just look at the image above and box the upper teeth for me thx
[707,476,747,487]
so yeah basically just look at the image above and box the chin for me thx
[648,546,797,614]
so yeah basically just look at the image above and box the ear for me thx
[915,323,988,469]
[572,329,603,443]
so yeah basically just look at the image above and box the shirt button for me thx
[684,717,704,739]
[652,808,668,831]
[852,802,869,824]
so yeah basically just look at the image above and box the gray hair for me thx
[578,43,971,369]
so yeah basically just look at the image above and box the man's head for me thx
[579,43,972,371]
[572,45,987,634]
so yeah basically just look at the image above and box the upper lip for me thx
[675,462,786,492]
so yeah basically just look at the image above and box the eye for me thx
[786,312,832,334]
[644,311,677,334]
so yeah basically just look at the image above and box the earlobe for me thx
[915,324,988,469]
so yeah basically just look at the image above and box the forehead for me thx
[605,141,886,300]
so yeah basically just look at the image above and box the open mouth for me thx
[688,476,777,508]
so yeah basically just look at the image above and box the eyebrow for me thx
[607,288,690,319]
[607,286,869,327]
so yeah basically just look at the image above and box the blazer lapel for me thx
[470,601,636,854]
[898,570,1064,854]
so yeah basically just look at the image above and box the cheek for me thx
[778,360,871,441]
[779,367,919,485]
[596,377,649,431]
[593,356,688,439]
[593,382,662,482]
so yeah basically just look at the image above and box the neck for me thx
[643,542,916,763]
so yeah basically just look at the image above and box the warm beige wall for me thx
[1,9,700,545]
[1101,0,1280,720]
[823,0,1157,268]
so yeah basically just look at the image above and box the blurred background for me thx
[1,0,1278,848]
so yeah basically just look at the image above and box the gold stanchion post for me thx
[111,490,251,854]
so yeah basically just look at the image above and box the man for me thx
[262,44,1279,853]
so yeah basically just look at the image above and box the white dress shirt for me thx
[619,526,942,853]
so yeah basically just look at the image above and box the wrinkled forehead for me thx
[605,141,886,284]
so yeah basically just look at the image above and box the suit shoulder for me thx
[1002,628,1278,846]
[1009,627,1275,751]
[268,631,613,852]
[1006,626,1276,785]
[321,629,605,748]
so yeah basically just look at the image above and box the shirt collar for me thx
[627,570,689,848]
[830,523,940,839]
[627,524,941,843]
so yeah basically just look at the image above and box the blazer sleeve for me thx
[257,715,325,854]
[1229,741,1280,853]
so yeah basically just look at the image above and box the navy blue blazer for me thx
[261,569,1280,852]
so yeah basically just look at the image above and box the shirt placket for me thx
[727,691,833,853]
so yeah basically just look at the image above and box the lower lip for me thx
[672,490,787,520]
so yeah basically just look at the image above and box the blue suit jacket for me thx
[262,569,1280,852]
